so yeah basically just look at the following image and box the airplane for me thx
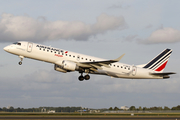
[3,41,175,81]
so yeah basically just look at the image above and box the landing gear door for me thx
[27,42,33,52]
[132,66,137,76]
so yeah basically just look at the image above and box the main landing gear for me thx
[78,73,90,81]
[18,56,24,65]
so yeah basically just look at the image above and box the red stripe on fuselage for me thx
[155,61,168,72]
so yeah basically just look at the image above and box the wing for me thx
[77,54,125,71]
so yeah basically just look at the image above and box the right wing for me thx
[77,54,125,71]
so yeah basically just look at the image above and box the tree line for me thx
[1,105,180,112]
[109,105,180,111]
[0,106,82,112]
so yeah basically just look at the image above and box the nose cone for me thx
[3,46,9,52]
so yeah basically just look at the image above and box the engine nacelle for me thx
[54,64,67,73]
[62,60,79,71]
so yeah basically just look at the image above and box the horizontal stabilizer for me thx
[150,72,176,75]
[150,72,176,79]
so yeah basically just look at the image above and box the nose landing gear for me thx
[18,56,24,65]
[19,61,22,65]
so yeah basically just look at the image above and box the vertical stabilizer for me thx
[143,49,172,72]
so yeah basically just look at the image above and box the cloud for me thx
[100,79,180,94]
[0,64,5,67]
[0,69,179,108]
[124,35,138,41]
[0,13,126,42]
[3,69,179,94]
[140,28,180,44]
[108,3,130,9]
[108,5,122,9]
[145,24,153,29]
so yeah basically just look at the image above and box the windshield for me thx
[13,42,21,46]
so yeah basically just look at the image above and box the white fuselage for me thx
[4,41,163,79]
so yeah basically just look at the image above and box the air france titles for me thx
[36,45,64,57]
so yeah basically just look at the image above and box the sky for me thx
[0,0,180,109]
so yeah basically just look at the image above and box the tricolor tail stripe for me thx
[143,49,172,72]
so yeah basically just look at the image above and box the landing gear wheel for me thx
[84,75,90,80]
[18,56,24,65]
[18,61,22,65]
[78,76,84,81]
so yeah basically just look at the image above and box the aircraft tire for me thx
[19,61,22,65]
[84,75,90,80]
[78,76,84,81]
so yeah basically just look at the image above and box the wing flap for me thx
[90,64,103,70]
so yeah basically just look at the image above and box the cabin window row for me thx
[39,48,95,62]
[109,64,130,70]
[65,54,95,62]
[40,48,63,54]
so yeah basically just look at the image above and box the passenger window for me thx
[82,58,83,60]
[86,58,87,60]
[73,56,75,58]
[69,55,71,57]
[117,66,119,67]
[58,52,60,54]
[114,65,115,67]
[47,50,49,52]
[39,48,41,50]
[90,59,91,61]
[43,49,45,51]
[66,54,67,56]
[54,51,56,53]
[93,60,95,62]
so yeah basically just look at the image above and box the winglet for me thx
[113,54,125,62]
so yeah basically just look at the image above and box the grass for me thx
[0,112,180,116]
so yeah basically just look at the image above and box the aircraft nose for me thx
[3,46,9,52]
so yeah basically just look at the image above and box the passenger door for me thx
[27,42,33,52]
[132,66,137,76]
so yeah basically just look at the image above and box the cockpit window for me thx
[13,42,21,46]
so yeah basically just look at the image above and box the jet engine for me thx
[54,64,67,73]
[62,60,79,71]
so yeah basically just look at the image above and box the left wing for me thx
[76,54,125,70]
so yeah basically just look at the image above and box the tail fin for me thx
[143,49,172,72]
